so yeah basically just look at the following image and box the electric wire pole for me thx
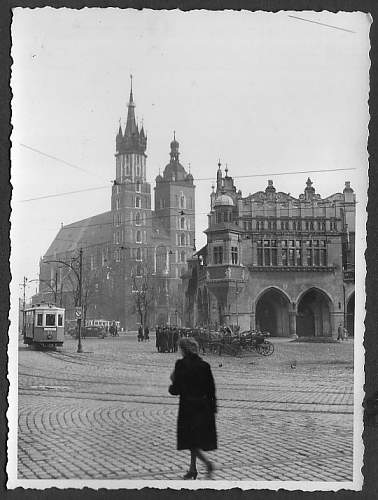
[77,248,83,353]
[21,276,27,337]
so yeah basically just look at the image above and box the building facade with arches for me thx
[182,164,355,339]
[36,81,195,329]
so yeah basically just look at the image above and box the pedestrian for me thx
[173,328,179,352]
[144,325,150,341]
[337,323,344,341]
[162,328,169,352]
[138,325,144,342]
[169,337,217,480]
[168,328,174,353]
[156,326,161,352]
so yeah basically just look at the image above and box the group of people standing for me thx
[155,326,180,353]
[137,325,150,342]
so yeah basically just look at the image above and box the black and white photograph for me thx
[8,8,368,490]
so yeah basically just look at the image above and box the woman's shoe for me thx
[183,470,198,480]
[206,462,214,479]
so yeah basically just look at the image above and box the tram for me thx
[23,303,65,348]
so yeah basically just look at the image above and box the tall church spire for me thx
[115,75,146,155]
[125,74,137,136]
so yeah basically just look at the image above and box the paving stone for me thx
[17,335,355,481]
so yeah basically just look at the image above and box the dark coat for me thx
[169,354,217,451]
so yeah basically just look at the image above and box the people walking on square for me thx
[169,337,217,480]
[144,325,150,341]
[337,323,344,341]
[138,325,144,342]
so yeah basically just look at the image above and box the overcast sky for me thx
[10,8,370,304]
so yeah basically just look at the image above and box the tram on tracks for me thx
[23,303,65,348]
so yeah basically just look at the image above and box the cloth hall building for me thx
[182,165,355,339]
[35,83,195,330]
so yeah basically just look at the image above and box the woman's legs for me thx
[193,449,214,478]
[190,449,197,471]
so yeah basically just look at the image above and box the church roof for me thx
[214,193,234,207]
[44,211,112,257]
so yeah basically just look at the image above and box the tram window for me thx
[46,314,56,326]
[58,314,63,326]
[37,314,43,326]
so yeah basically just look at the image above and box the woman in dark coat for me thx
[169,337,217,480]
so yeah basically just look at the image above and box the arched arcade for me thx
[296,288,332,337]
[255,287,291,337]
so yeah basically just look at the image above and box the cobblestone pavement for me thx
[17,334,354,481]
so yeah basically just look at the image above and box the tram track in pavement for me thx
[19,361,353,396]
[23,345,354,369]
[18,370,353,403]
[18,388,353,415]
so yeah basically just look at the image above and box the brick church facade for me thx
[35,82,195,330]
[182,164,355,339]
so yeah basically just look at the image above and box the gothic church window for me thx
[135,212,141,226]
[156,246,166,274]
[136,181,141,193]
[135,196,141,208]
[180,217,185,229]
[136,230,142,243]
[180,234,185,246]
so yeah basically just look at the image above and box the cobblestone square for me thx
[17,334,355,482]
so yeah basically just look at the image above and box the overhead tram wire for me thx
[18,166,357,203]
[19,143,110,184]
[287,15,356,34]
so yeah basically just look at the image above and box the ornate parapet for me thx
[247,265,335,273]
[205,265,248,285]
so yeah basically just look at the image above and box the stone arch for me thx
[296,287,333,337]
[346,291,355,337]
[255,287,291,337]
[254,286,292,307]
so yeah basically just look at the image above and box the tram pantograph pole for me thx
[77,248,83,353]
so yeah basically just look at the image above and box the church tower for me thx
[111,76,152,273]
[154,134,195,280]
